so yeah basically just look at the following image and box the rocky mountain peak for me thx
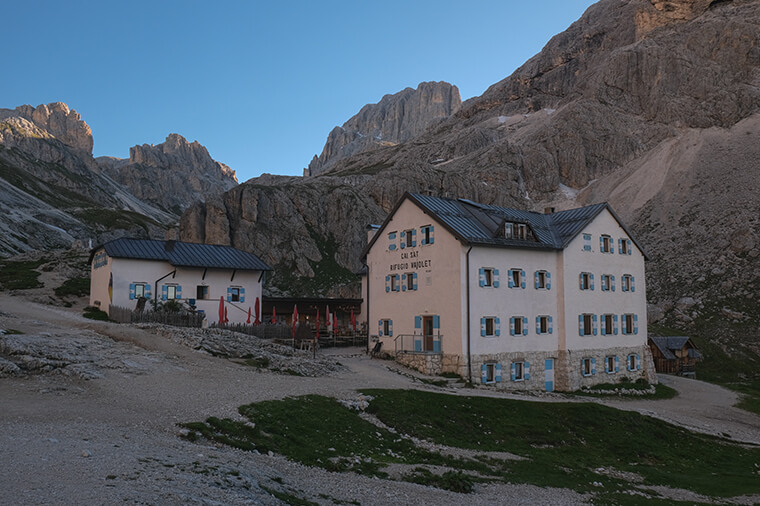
[3,102,94,153]
[307,81,461,176]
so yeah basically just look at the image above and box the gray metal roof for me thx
[92,238,271,271]
[649,336,702,360]
[408,193,612,250]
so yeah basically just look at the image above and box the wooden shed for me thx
[648,336,702,377]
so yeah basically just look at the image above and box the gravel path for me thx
[1,292,758,504]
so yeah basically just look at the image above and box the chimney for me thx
[544,206,556,214]
[366,224,380,244]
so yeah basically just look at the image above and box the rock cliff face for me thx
[98,133,238,214]
[1,102,93,153]
[307,82,461,176]
[180,0,760,355]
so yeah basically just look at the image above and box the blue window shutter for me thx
[578,315,584,336]
[534,271,539,289]
[584,235,591,251]
[493,269,499,288]
[433,315,440,329]
[601,316,606,336]
[385,275,390,293]
[129,283,136,300]
[536,316,541,334]
[591,358,597,375]
[510,317,515,336]
[413,273,418,290]
[593,314,598,335]
[481,364,488,384]
[590,273,595,291]
[631,276,636,292]
[239,287,245,302]
[546,272,551,290]
[601,275,607,292]
[508,270,515,288]
[627,239,632,255]
[579,273,584,290]
[433,339,441,352]
[162,285,168,301]
[634,314,639,334]
[614,314,619,335]
[389,320,393,337]
[400,230,405,249]
[411,228,417,247]
[176,285,182,299]
[510,363,516,381]
[548,316,553,334]
[414,315,421,330]
[600,236,604,251]
[226,286,232,302]
[415,338,422,351]
[429,225,434,244]
[636,354,641,370]
[495,317,501,337]
[618,238,622,253]
[520,270,526,289]
[495,363,502,383]
[611,275,615,292]
[522,317,528,336]
[615,356,620,373]
[145,285,151,299]
[378,320,383,337]
[525,361,531,381]
[401,273,407,292]
[479,268,485,287]
[480,317,486,337]
[389,243,396,251]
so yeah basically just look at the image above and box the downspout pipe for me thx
[465,245,473,384]
[154,269,176,310]
[363,260,370,354]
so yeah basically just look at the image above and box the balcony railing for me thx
[393,333,442,354]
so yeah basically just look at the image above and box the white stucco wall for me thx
[561,209,648,352]
[468,247,559,355]
[89,254,264,325]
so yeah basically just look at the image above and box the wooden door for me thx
[423,316,434,351]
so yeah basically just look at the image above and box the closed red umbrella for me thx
[333,312,338,335]
[326,305,331,332]
[315,310,320,340]
[351,309,356,331]
[254,297,261,325]
[292,304,299,337]
[224,307,228,324]
[218,296,225,325]
[271,306,276,324]
[246,306,251,324]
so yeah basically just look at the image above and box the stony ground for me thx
[1,291,760,505]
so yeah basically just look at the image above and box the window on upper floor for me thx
[405,272,416,291]
[579,272,594,290]
[536,315,553,335]
[510,316,527,336]
[622,313,638,335]
[579,313,596,336]
[196,285,209,300]
[601,274,615,292]
[391,275,399,292]
[404,229,415,248]
[503,221,530,240]
[601,313,617,336]
[535,270,550,290]
[600,234,613,253]
[619,238,630,255]
[583,233,592,251]
[420,225,435,245]
[388,231,398,251]
[509,268,526,289]
[622,274,635,292]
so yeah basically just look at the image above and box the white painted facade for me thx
[364,194,655,392]
[89,242,267,325]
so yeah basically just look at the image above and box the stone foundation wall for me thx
[561,345,655,391]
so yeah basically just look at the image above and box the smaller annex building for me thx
[362,192,657,392]
[89,238,271,325]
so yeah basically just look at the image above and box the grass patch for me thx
[83,306,110,321]
[182,390,760,501]
[726,380,760,416]
[243,356,270,369]
[259,485,318,506]
[1,329,24,335]
[54,276,90,298]
[0,259,45,290]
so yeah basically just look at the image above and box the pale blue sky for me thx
[3,1,596,182]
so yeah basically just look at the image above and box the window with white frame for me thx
[513,361,525,381]
[600,234,613,253]
[605,356,617,374]
[405,272,415,291]
[480,316,500,337]
[535,270,550,289]
[622,313,636,335]
[420,225,434,245]
[379,319,392,337]
[404,229,415,248]
[579,272,594,290]
[485,362,496,383]
[536,315,552,334]
[601,274,615,292]
[196,285,209,300]
[479,267,495,287]
[135,283,145,298]
[622,274,634,292]
[391,275,399,292]
[602,314,615,335]
[515,223,527,240]
[627,354,638,371]
[619,238,630,255]
[167,285,177,300]
[580,313,595,336]
[509,268,525,289]
[230,287,240,302]
[581,357,595,377]
[510,316,527,336]
[485,317,495,337]
[130,282,152,300]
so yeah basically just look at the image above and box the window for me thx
[405,272,417,291]
[420,225,435,245]
[511,361,530,381]
[535,270,550,290]
[601,314,616,336]
[515,223,527,240]
[167,285,177,300]
[508,269,526,289]
[619,238,632,255]
[513,362,524,381]
[388,231,397,251]
[622,313,638,335]
[504,222,529,240]
[482,362,501,384]
[605,356,618,374]
[391,275,398,292]
[536,315,552,335]
[379,319,393,337]
[510,316,528,336]
[622,274,635,292]
[601,274,615,292]
[230,287,240,302]
[400,229,416,249]
[581,357,596,377]
[504,222,513,239]
[600,234,613,253]
[583,233,592,251]
[579,313,596,336]
[129,283,151,300]
[135,283,145,298]
[479,267,499,287]
[627,354,640,371]
[579,272,594,290]
[480,316,500,337]
[196,285,209,300]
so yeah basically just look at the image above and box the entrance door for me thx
[544,358,554,392]
[423,316,434,351]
